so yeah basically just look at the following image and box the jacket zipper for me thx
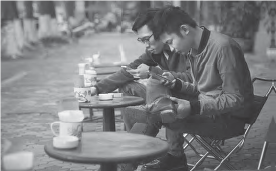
[188,50,197,85]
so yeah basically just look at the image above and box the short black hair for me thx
[132,8,160,33]
[152,5,197,39]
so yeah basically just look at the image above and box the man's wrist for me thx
[93,86,100,95]
[172,78,182,91]
[189,100,200,115]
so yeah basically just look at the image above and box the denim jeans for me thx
[121,78,185,156]
[123,106,246,157]
[120,79,246,157]
[119,80,147,103]
[122,105,185,156]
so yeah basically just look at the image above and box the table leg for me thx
[89,108,93,119]
[101,163,117,171]
[103,108,115,131]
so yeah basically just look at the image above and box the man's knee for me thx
[119,82,146,100]
[122,106,148,123]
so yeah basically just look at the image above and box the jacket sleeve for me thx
[94,68,135,93]
[196,45,245,115]
[94,51,157,93]
[170,70,192,82]
[172,78,198,95]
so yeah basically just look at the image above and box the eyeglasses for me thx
[137,34,153,44]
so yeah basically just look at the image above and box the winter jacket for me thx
[173,27,254,119]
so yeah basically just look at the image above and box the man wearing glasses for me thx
[90,8,191,171]
[91,8,191,99]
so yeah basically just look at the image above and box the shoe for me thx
[141,153,188,171]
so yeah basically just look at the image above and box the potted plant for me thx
[220,1,261,52]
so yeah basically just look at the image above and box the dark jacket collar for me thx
[198,26,210,54]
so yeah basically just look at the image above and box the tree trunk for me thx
[1,1,23,58]
[140,1,151,12]
[23,1,38,44]
[64,1,76,28]
[38,1,59,38]
[85,1,94,22]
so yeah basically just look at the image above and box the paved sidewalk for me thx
[1,33,276,171]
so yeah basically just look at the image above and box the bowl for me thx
[53,136,79,149]
[99,93,113,101]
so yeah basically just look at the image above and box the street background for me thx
[2,32,276,171]
[1,1,276,171]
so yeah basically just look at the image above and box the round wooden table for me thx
[44,132,169,171]
[79,96,144,131]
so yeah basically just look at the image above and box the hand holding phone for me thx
[150,72,176,88]
[151,73,172,83]
[125,64,149,79]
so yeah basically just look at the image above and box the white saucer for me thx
[53,136,79,149]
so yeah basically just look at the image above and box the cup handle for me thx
[50,121,60,137]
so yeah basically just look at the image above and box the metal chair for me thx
[255,78,276,170]
[183,77,273,170]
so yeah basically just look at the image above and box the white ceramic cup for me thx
[51,121,83,139]
[78,63,89,75]
[74,87,92,102]
[83,72,97,87]
[3,152,34,171]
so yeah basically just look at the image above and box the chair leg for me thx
[214,140,245,170]
[194,136,236,170]
[183,136,200,155]
[184,135,217,170]
[190,151,210,171]
[258,141,268,170]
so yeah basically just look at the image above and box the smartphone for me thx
[150,73,173,83]
[121,65,132,71]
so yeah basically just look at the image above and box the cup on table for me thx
[74,87,92,102]
[2,139,34,170]
[84,69,97,87]
[51,121,83,139]
[78,63,89,75]
[84,57,93,65]
[3,152,34,171]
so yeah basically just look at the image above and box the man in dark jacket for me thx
[90,8,192,171]
[90,9,191,100]
[138,6,254,171]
